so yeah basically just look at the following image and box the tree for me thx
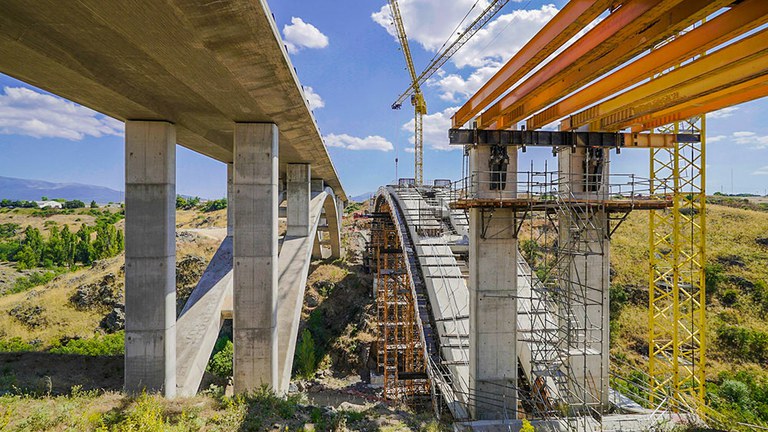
[63,200,86,209]
[90,200,98,209]
[41,196,48,201]
[75,224,94,265]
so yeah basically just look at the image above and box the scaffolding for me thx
[371,202,430,401]
[455,160,668,429]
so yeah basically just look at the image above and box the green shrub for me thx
[6,269,63,295]
[49,332,124,356]
[720,379,751,404]
[0,337,34,352]
[705,263,725,300]
[201,198,227,212]
[295,329,317,379]
[722,289,739,307]
[207,339,233,378]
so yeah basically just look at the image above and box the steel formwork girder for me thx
[561,28,768,131]
[451,0,614,128]
[474,0,730,130]
[631,75,768,132]
[526,0,768,131]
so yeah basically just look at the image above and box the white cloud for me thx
[709,131,768,149]
[303,86,324,110]
[324,133,393,151]
[430,65,501,103]
[753,166,768,175]
[402,106,460,151]
[404,147,416,153]
[282,17,329,54]
[708,106,738,119]
[0,86,123,140]
[373,2,556,67]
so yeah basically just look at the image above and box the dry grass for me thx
[611,203,768,382]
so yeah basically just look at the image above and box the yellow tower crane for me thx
[387,0,510,185]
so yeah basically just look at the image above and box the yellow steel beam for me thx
[451,0,614,128]
[631,75,768,132]
[477,0,729,130]
[561,28,768,131]
[623,133,682,148]
[526,0,768,130]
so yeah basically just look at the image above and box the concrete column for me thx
[286,164,311,237]
[227,163,234,238]
[557,146,610,408]
[124,121,176,397]
[232,123,279,393]
[467,144,518,420]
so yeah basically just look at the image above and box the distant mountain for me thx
[350,192,374,202]
[0,176,124,203]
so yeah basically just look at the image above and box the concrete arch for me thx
[175,188,342,396]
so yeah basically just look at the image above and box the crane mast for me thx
[387,0,426,185]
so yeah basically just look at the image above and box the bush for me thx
[49,332,124,356]
[6,269,63,295]
[201,198,227,212]
[295,329,317,379]
[207,338,233,378]
[0,337,35,352]
[720,379,751,404]
[721,289,739,307]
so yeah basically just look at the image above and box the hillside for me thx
[610,203,768,427]
[0,176,124,203]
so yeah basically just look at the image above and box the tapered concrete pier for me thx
[124,121,177,397]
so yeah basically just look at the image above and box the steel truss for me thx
[649,116,706,410]
[648,26,707,411]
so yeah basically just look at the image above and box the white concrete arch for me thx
[175,187,342,396]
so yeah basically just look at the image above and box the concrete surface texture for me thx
[124,121,177,397]
[0,0,345,201]
[232,123,279,393]
[467,145,519,420]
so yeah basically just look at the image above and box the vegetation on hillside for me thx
[609,203,768,428]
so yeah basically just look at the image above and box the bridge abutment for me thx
[124,120,177,397]
[232,122,279,393]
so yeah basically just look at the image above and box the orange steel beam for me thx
[560,28,768,131]
[451,0,614,128]
[526,0,768,130]
[630,76,768,132]
[477,0,730,130]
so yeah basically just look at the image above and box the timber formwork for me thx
[371,205,429,401]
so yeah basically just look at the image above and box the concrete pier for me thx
[232,123,279,393]
[124,121,177,397]
[467,144,518,419]
[557,146,611,408]
[287,164,311,237]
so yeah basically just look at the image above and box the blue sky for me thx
[0,0,766,198]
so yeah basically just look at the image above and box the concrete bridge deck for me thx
[0,0,344,200]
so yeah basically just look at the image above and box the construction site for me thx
[365,0,767,430]
[1,0,768,431]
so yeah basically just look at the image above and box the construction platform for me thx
[450,197,672,211]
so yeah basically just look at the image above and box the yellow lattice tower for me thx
[649,112,707,410]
